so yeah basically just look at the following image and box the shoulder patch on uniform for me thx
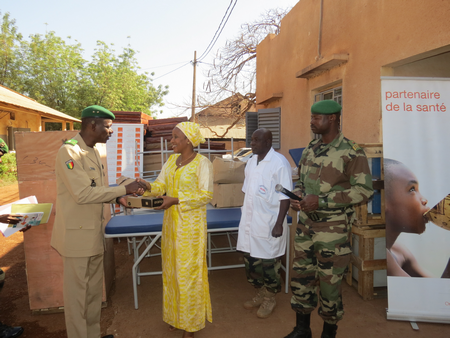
[65,159,74,170]
[64,139,78,146]
[348,140,361,151]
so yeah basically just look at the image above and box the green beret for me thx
[311,100,342,115]
[81,105,115,120]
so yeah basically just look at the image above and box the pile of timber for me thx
[112,111,153,124]
[142,117,227,174]
[144,117,188,145]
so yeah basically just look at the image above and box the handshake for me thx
[115,177,150,208]
[122,177,150,196]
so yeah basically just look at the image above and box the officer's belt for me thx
[305,208,350,222]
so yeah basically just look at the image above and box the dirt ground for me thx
[2,234,450,337]
[0,182,20,206]
[1,183,449,338]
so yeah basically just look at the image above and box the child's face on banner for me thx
[386,164,429,234]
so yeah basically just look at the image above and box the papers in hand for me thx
[0,196,52,237]
[8,212,44,229]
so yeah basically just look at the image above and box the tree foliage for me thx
[0,12,22,88]
[0,12,168,121]
[19,31,86,116]
[193,8,289,137]
[0,152,17,185]
[82,42,168,115]
[205,8,289,103]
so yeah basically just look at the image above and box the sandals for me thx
[168,325,194,337]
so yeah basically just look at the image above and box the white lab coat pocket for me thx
[250,204,277,240]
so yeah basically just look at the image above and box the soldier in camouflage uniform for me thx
[284,100,373,338]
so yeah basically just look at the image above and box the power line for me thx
[198,0,237,61]
[197,0,238,62]
[141,61,189,71]
[197,61,214,67]
[150,57,212,81]
[153,61,191,80]
[151,0,238,81]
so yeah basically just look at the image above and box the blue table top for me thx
[105,207,292,235]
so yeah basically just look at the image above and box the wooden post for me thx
[191,51,197,122]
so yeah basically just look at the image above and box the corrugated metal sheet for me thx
[258,108,281,149]
[245,112,258,147]
[0,85,80,122]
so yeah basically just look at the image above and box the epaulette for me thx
[348,140,361,151]
[65,139,78,146]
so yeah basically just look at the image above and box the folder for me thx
[11,203,53,224]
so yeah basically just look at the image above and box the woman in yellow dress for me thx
[144,122,213,338]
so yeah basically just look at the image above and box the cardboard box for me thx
[210,183,244,208]
[212,157,246,184]
[126,196,164,209]
[116,176,151,190]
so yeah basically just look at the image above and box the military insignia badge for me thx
[65,159,74,170]
[65,139,78,146]
[349,140,361,151]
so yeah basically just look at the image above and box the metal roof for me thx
[199,125,246,139]
[0,85,81,123]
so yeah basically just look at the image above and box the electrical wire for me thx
[197,0,238,62]
[141,61,189,71]
[153,61,191,80]
[150,0,238,80]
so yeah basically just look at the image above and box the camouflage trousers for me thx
[243,252,282,294]
[290,219,351,324]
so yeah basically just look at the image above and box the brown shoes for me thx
[244,287,277,318]
[256,290,276,319]
[243,286,266,309]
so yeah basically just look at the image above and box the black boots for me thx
[284,315,338,338]
[321,322,338,338]
[284,313,312,338]
[0,322,24,338]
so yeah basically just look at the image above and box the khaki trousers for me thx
[62,254,104,338]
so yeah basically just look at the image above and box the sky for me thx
[1,0,300,118]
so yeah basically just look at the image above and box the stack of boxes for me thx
[210,157,246,208]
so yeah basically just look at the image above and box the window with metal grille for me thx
[314,87,342,105]
[245,107,281,149]
[313,86,343,138]
[245,112,258,148]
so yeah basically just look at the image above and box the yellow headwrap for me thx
[176,122,205,147]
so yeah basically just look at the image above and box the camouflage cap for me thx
[81,105,115,120]
[311,100,342,115]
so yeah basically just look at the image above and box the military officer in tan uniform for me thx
[51,105,146,338]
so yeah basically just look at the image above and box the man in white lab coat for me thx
[237,128,292,319]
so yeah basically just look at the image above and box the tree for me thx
[195,8,290,136]
[18,31,86,117]
[83,41,168,116]
[196,92,255,138]
[205,7,290,104]
[0,13,168,122]
[0,12,23,89]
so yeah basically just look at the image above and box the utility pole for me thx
[191,51,197,122]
